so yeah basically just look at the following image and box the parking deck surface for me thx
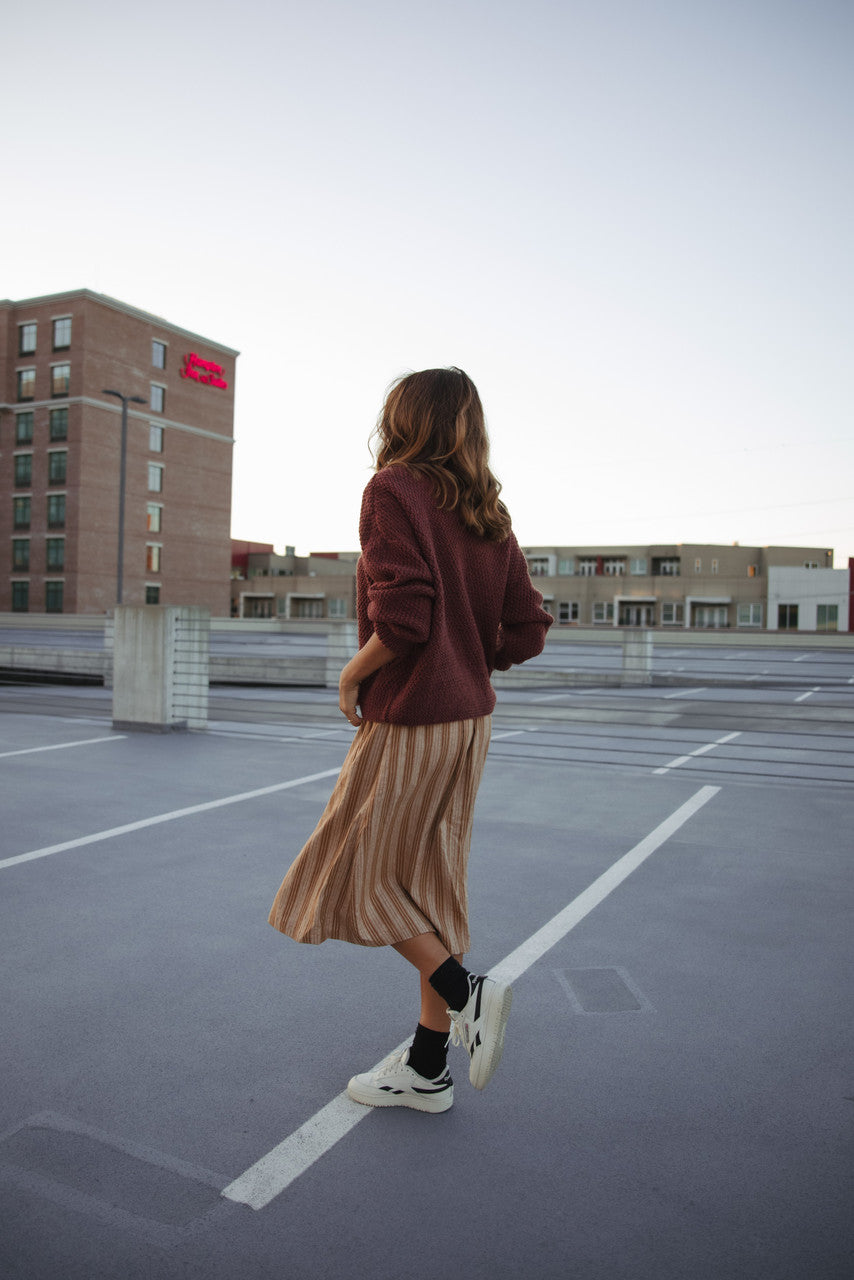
[1,672,852,1279]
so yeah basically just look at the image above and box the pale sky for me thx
[4,0,852,565]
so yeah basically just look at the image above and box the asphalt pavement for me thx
[1,674,852,1279]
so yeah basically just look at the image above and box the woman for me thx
[269,367,552,1113]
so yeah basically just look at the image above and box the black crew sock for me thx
[428,957,472,1013]
[407,1024,450,1080]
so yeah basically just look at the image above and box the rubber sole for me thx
[346,1077,454,1113]
[469,982,513,1090]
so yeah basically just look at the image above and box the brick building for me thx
[1,290,237,614]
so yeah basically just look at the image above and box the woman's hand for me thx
[337,634,397,728]
[339,663,363,727]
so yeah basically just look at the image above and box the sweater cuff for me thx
[370,615,417,658]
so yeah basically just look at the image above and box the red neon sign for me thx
[180,352,228,389]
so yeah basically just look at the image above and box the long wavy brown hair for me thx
[372,367,511,542]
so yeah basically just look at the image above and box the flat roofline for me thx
[0,289,240,357]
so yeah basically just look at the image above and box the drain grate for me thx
[554,967,650,1013]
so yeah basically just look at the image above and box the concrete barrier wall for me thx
[2,616,853,695]
[111,606,210,731]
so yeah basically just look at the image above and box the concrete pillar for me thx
[621,628,653,686]
[325,620,359,690]
[112,606,210,731]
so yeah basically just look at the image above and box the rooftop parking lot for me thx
[1,653,852,1278]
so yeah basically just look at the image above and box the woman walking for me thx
[269,367,552,1112]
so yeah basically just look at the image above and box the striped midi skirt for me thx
[268,716,491,956]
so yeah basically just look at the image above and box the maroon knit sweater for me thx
[356,466,553,725]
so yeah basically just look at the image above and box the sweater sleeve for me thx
[359,474,435,657]
[494,535,553,670]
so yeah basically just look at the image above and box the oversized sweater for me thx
[356,466,553,725]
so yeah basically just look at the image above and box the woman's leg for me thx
[392,933,463,1032]
[394,929,512,1093]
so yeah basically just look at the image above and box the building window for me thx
[694,558,702,573]
[48,451,67,484]
[603,558,625,576]
[14,454,33,487]
[152,340,167,369]
[592,602,614,624]
[293,597,324,619]
[146,585,161,604]
[45,581,64,613]
[661,602,684,625]
[18,323,37,355]
[747,564,758,578]
[149,424,164,452]
[557,601,579,623]
[51,363,70,396]
[527,557,551,577]
[146,503,162,532]
[49,407,69,440]
[148,464,163,492]
[710,559,719,575]
[803,561,820,569]
[328,597,347,618]
[558,558,575,576]
[694,605,728,629]
[17,369,35,401]
[778,604,799,630]
[46,538,65,570]
[737,603,763,627]
[12,581,29,612]
[47,494,66,528]
[816,604,838,633]
[653,557,681,576]
[629,558,648,575]
[15,412,34,445]
[578,558,597,577]
[52,317,72,349]
[146,544,161,573]
[14,497,31,529]
[150,384,165,413]
[12,539,30,571]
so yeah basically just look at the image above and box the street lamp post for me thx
[103,389,147,604]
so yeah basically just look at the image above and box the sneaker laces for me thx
[447,1009,470,1050]
[374,1050,409,1077]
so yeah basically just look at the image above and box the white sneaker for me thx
[448,974,513,1090]
[347,1050,454,1113]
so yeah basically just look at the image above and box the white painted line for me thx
[222,785,720,1211]
[663,688,706,700]
[793,654,809,662]
[491,729,535,741]
[0,769,341,872]
[653,731,741,775]
[794,687,820,703]
[0,735,127,761]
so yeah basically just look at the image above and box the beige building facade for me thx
[521,543,837,630]
[231,542,358,620]
[1,290,237,615]
[232,540,846,631]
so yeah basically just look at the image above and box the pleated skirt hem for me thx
[268,716,491,955]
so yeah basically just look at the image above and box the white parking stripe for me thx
[653,731,741,775]
[663,688,706,699]
[0,769,341,872]
[794,688,820,703]
[222,784,720,1211]
[0,735,126,760]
